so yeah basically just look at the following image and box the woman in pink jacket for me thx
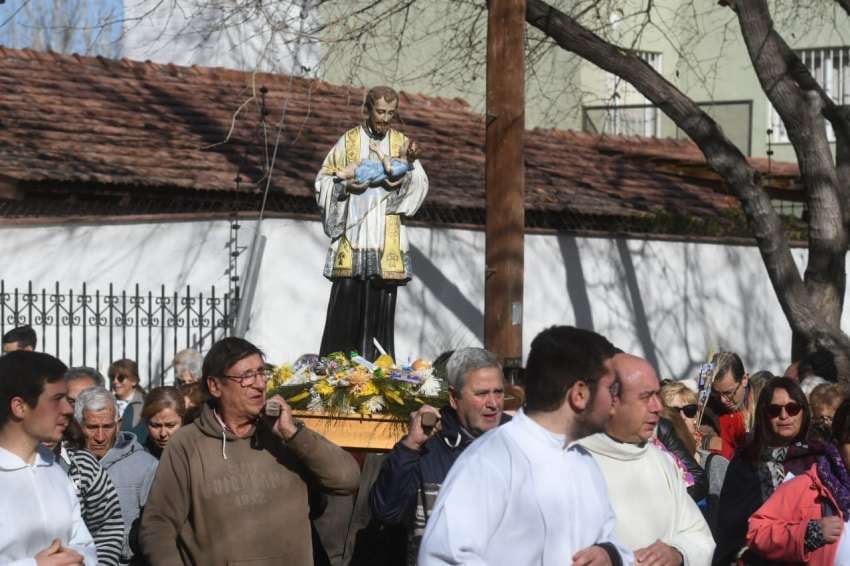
[747,400,850,565]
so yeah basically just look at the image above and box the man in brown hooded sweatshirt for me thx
[139,337,360,565]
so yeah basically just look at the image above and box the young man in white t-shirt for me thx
[0,350,97,566]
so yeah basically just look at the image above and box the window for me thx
[603,51,663,137]
[768,46,850,143]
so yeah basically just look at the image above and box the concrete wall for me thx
[0,216,834,385]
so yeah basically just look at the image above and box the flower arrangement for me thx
[266,351,447,419]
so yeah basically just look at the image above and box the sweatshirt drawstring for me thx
[444,432,462,449]
[212,409,229,460]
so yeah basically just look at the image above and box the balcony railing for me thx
[583,100,753,155]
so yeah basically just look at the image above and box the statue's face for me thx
[366,97,397,137]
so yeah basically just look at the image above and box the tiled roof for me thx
[0,47,800,229]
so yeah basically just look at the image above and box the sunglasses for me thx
[110,374,130,383]
[766,402,803,418]
[674,404,698,418]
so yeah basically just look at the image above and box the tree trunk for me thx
[732,0,848,369]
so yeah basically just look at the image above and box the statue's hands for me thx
[384,177,404,189]
[335,162,358,181]
[369,140,386,159]
[347,179,369,193]
[406,140,419,161]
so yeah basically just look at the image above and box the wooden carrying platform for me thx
[294,410,405,451]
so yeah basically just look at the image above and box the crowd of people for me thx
[1,322,849,566]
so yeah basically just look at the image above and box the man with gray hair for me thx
[370,347,509,565]
[76,386,158,564]
[65,366,107,407]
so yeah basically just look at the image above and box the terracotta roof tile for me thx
[0,46,800,223]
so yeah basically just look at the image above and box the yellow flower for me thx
[275,363,294,384]
[385,389,404,405]
[314,380,335,397]
[374,354,395,371]
[355,381,379,397]
[286,390,310,404]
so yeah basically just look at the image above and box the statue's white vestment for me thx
[315,125,429,281]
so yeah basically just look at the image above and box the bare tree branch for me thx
[523,0,850,356]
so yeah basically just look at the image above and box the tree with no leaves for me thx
[516,0,850,375]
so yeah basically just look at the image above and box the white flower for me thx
[417,374,441,397]
[286,373,309,386]
[364,395,386,414]
[307,393,324,412]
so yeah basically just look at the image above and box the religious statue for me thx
[315,86,429,360]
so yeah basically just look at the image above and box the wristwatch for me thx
[285,418,306,442]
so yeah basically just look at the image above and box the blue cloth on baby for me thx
[355,159,411,186]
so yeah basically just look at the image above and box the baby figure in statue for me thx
[336,139,415,188]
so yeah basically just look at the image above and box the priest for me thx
[315,86,429,360]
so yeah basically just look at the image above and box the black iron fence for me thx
[0,281,237,387]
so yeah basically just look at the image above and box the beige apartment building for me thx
[321,1,850,163]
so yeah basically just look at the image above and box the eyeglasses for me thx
[672,404,698,418]
[715,380,742,403]
[110,374,130,383]
[222,368,273,387]
[766,402,803,418]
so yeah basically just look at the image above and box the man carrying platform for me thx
[315,86,429,360]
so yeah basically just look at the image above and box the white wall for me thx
[0,217,830,385]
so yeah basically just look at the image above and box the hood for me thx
[100,430,145,467]
[438,406,511,451]
[195,401,244,440]
[0,444,55,471]
[195,401,257,460]
[579,432,648,461]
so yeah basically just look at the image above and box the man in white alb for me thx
[0,351,97,565]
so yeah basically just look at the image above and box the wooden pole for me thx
[485,0,525,370]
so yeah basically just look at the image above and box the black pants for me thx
[319,278,398,361]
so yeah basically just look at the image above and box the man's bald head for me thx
[608,353,663,443]
[613,353,655,387]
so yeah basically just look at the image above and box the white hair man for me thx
[370,347,509,564]
[76,386,157,564]
[579,353,714,566]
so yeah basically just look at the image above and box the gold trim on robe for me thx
[380,214,405,280]
[332,235,354,278]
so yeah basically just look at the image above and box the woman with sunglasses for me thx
[661,382,730,532]
[109,358,148,442]
[745,399,850,565]
[660,382,702,455]
[714,377,814,564]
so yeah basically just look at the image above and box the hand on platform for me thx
[820,516,843,543]
[572,544,612,566]
[401,405,442,451]
[35,539,84,566]
[634,540,682,566]
[265,395,300,441]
